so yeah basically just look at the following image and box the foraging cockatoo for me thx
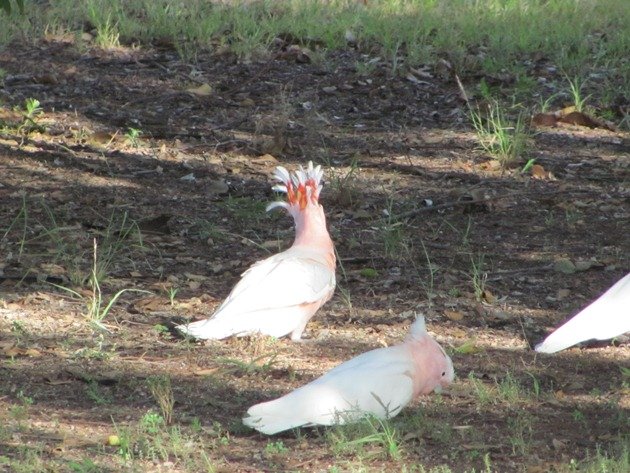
[535,273,630,354]
[243,316,454,434]
[176,162,336,341]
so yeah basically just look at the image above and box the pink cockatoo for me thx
[243,316,454,435]
[535,273,630,354]
[176,162,336,341]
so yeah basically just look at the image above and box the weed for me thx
[565,75,591,112]
[124,127,142,147]
[468,372,493,407]
[219,195,267,222]
[470,101,529,168]
[328,415,403,460]
[520,158,536,174]
[53,239,151,330]
[153,323,169,335]
[328,158,360,208]
[216,352,278,376]
[10,319,27,341]
[18,97,44,131]
[469,253,487,302]
[147,375,175,425]
[419,239,438,306]
[90,10,120,48]
[9,390,33,427]
[85,380,111,405]
[337,285,353,312]
[496,372,524,404]
[354,58,379,76]
[68,458,101,473]
[1,193,28,258]
[166,287,178,306]
[507,412,533,456]
[140,410,165,435]
[380,195,409,259]
[264,440,289,455]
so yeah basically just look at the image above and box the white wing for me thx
[536,273,630,353]
[177,247,335,339]
[216,250,333,317]
[243,345,415,434]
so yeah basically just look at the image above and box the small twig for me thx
[485,264,555,281]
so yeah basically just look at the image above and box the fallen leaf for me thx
[552,438,566,450]
[574,260,595,272]
[557,288,571,300]
[207,179,229,194]
[251,154,278,165]
[531,113,558,127]
[180,173,196,182]
[531,164,548,179]
[193,367,219,376]
[186,83,213,96]
[444,309,465,321]
[554,258,576,274]
[481,289,497,304]
[239,98,255,107]
[558,111,599,128]
[454,339,481,354]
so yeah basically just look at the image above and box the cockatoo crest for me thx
[266,161,324,214]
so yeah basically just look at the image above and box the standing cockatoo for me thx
[176,162,335,341]
[535,273,630,354]
[243,316,454,435]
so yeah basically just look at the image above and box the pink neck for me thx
[291,204,335,260]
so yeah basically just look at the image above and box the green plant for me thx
[216,352,278,376]
[264,440,289,455]
[147,375,174,424]
[380,195,409,259]
[328,158,360,208]
[0,0,24,15]
[468,372,493,407]
[140,411,165,435]
[469,253,487,302]
[91,12,120,48]
[125,127,142,147]
[85,380,112,405]
[1,194,28,258]
[470,101,529,168]
[166,287,178,307]
[419,239,438,307]
[67,458,100,473]
[328,415,403,460]
[566,75,591,112]
[15,97,45,133]
[507,412,533,456]
[9,390,33,426]
[54,239,151,330]
[153,324,169,335]
[520,158,536,174]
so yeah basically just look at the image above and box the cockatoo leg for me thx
[290,320,309,342]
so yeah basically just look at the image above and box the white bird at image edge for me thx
[535,273,630,354]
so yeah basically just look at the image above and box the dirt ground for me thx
[0,38,629,472]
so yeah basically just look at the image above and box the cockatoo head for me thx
[266,161,324,216]
[406,316,455,396]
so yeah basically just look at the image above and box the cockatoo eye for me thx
[441,371,446,377]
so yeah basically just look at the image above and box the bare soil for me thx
[0,39,628,472]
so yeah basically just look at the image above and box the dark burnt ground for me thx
[0,39,628,472]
